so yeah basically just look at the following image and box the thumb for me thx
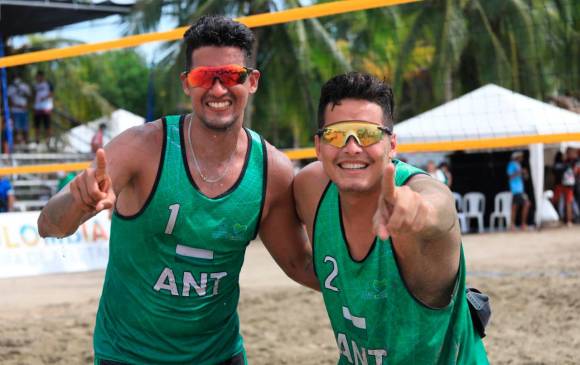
[381,162,397,204]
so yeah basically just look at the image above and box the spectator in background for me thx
[438,162,453,188]
[33,71,54,145]
[7,74,31,145]
[426,160,452,187]
[0,177,15,213]
[56,171,76,192]
[552,151,571,225]
[426,160,438,178]
[91,123,107,154]
[574,148,580,223]
[561,147,577,226]
[507,151,530,230]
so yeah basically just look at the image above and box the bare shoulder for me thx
[103,119,165,190]
[294,161,328,197]
[107,119,163,151]
[264,141,295,187]
[294,161,329,232]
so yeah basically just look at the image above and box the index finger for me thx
[382,162,396,203]
[95,148,107,182]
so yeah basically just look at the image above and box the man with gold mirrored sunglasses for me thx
[294,72,489,364]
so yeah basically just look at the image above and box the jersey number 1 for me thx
[164,204,180,234]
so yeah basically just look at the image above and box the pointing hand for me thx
[373,163,434,240]
[69,148,116,213]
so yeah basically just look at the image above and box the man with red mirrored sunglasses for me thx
[38,15,318,365]
[294,72,489,364]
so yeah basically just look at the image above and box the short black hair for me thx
[317,72,394,130]
[183,15,255,71]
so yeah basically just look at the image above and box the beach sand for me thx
[1,226,579,364]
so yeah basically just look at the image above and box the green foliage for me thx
[17,37,149,124]
[19,0,577,147]
[83,50,150,117]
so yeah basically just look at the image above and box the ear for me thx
[315,134,321,160]
[180,72,190,96]
[387,133,397,159]
[247,70,261,94]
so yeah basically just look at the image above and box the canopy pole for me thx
[0,35,13,153]
[529,143,544,228]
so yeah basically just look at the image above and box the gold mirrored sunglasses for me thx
[316,121,392,148]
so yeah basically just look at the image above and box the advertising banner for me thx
[0,211,110,278]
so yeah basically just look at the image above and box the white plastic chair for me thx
[463,192,486,233]
[489,191,512,231]
[452,192,467,233]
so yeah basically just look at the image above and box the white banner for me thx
[0,210,110,278]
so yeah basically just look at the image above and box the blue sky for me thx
[12,13,173,63]
[10,1,316,63]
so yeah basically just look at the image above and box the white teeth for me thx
[207,101,230,109]
[340,162,367,170]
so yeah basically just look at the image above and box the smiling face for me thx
[180,46,260,131]
[316,98,397,193]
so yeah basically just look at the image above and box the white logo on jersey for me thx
[337,332,387,365]
[153,268,227,297]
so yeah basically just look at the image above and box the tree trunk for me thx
[444,66,453,102]
[244,0,268,129]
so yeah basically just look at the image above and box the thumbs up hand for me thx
[373,162,435,240]
[69,148,116,213]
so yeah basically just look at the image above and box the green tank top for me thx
[94,115,266,365]
[313,160,488,365]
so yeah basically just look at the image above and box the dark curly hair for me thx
[317,72,394,130]
[183,15,255,71]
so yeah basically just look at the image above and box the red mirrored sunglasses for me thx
[184,64,254,89]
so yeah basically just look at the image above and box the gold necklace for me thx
[186,114,237,183]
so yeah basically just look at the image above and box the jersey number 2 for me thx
[324,256,339,292]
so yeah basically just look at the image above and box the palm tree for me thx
[390,0,578,117]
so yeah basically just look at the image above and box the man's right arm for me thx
[38,149,115,238]
[38,126,142,238]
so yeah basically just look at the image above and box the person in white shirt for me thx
[33,71,54,145]
[7,74,31,145]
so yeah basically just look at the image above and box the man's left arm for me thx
[258,147,319,291]
[406,174,460,246]
[373,165,460,305]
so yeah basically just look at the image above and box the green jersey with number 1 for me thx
[93,115,267,365]
[313,160,489,365]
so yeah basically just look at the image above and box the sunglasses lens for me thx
[187,65,249,88]
[322,130,347,148]
[357,127,383,146]
[320,122,385,148]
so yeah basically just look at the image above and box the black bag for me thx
[466,287,491,338]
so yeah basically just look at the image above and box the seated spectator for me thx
[57,171,77,192]
[0,177,15,213]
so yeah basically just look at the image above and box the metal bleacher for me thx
[2,152,92,213]
[1,108,95,212]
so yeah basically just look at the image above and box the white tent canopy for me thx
[395,84,580,227]
[62,109,145,153]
